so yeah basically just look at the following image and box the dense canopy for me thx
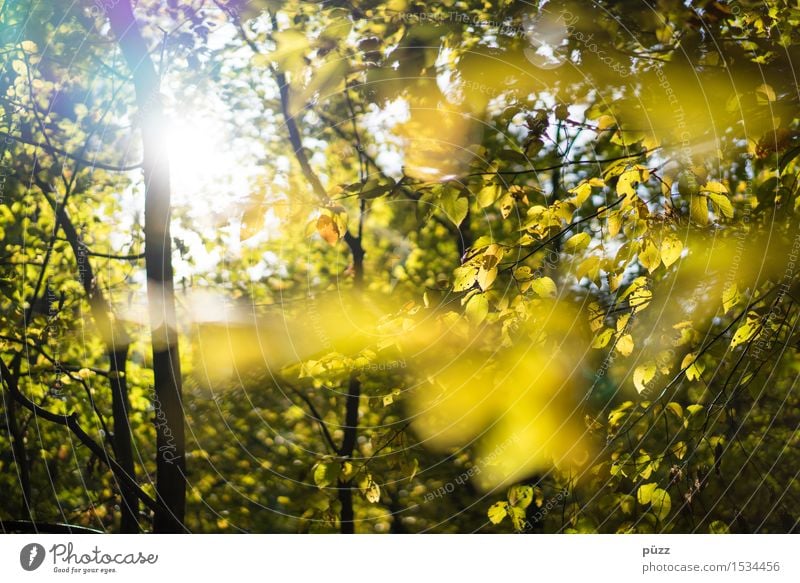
[1,0,799,533]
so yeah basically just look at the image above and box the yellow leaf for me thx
[660,174,674,197]
[722,283,739,313]
[454,266,478,292]
[731,315,760,348]
[531,276,557,298]
[607,211,622,237]
[607,271,623,292]
[616,334,634,356]
[465,293,489,324]
[477,184,502,208]
[707,192,734,219]
[513,266,533,281]
[637,482,658,505]
[508,485,534,509]
[509,506,527,531]
[314,207,347,245]
[313,462,341,488]
[633,362,657,393]
[650,488,671,521]
[665,402,683,419]
[569,182,592,206]
[690,195,709,226]
[756,83,776,103]
[616,313,631,333]
[592,328,614,348]
[488,501,509,524]
[365,480,381,503]
[316,214,340,245]
[620,276,648,301]
[477,267,498,291]
[588,302,605,332]
[576,255,601,281]
[660,234,683,268]
[701,181,728,195]
[628,287,653,313]
[617,165,650,199]
[564,232,591,252]
[240,203,266,241]
[499,192,515,219]
[681,352,705,381]
[638,239,661,272]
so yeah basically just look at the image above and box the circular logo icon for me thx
[20,543,46,571]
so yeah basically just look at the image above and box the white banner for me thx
[0,535,797,581]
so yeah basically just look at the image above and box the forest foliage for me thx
[1,0,799,533]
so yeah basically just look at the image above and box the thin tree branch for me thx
[0,355,162,517]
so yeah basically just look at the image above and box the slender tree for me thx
[105,0,186,533]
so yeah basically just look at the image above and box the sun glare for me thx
[166,117,230,203]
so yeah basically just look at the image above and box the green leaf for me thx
[465,293,489,325]
[358,179,396,199]
[779,143,800,173]
[453,265,478,292]
[637,482,658,505]
[709,520,730,534]
[313,462,341,488]
[507,485,534,509]
[619,493,635,515]
[530,276,557,298]
[441,189,469,227]
[509,506,528,531]
[684,404,706,430]
[650,488,671,521]
[477,184,502,208]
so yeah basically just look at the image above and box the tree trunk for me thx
[6,382,32,519]
[36,181,140,532]
[338,374,361,534]
[105,0,186,533]
[108,347,138,533]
